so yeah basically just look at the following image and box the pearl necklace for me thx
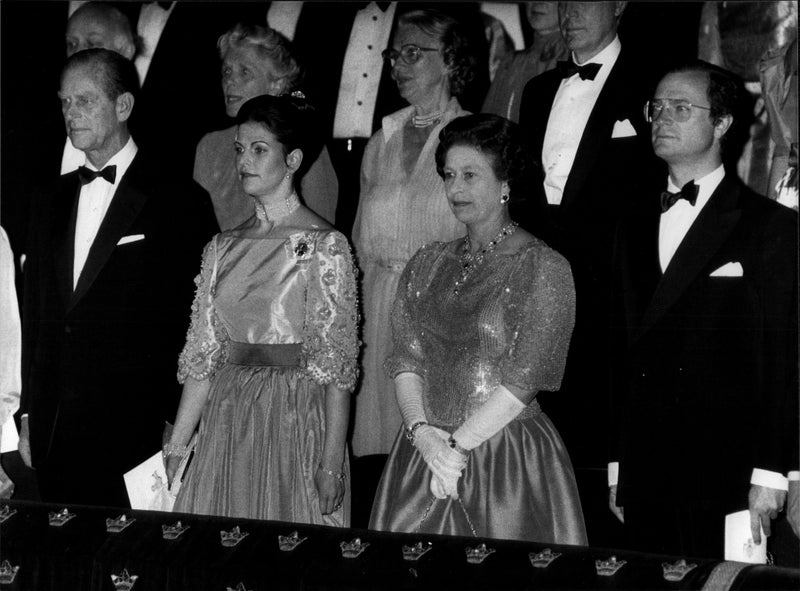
[453,222,518,295]
[254,192,301,222]
[412,109,444,128]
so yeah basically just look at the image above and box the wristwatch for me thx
[405,420,428,443]
[448,436,469,455]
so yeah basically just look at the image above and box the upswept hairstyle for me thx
[235,94,322,176]
[397,9,477,98]
[218,23,303,93]
[435,114,536,204]
[62,47,140,101]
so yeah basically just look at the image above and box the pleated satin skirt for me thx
[174,362,349,526]
[369,414,586,544]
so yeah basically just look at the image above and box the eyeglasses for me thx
[381,44,439,66]
[644,99,712,123]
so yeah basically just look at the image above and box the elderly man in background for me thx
[517,2,658,510]
[19,49,217,508]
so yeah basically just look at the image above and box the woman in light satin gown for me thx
[165,95,359,525]
[370,114,587,544]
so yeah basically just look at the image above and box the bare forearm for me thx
[169,377,211,447]
[320,384,350,471]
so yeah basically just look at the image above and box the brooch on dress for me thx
[285,232,316,261]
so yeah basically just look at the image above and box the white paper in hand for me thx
[725,510,767,563]
[124,452,175,511]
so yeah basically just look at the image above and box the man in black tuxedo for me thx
[608,60,798,558]
[19,49,217,508]
[517,1,659,478]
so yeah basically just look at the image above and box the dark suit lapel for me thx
[70,169,149,309]
[55,175,80,308]
[561,54,630,211]
[637,176,742,338]
[528,71,562,160]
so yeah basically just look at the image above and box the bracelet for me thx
[448,436,469,456]
[317,464,345,481]
[162,442,190,458]
[405,420,428,443]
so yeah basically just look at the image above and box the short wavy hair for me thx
[397,9,477,98]
[435,114,537,204]
[218,23,303,93]
[62,47,140,102]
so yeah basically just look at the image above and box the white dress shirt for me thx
[73,137,137,289]
[333,2,396,140]
[658,164,724,271]
[541,36,621,205]
[134,2,174,85]
[266,1,304,41]
[609,164,793,490]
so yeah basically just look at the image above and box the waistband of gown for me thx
[227,342,302,367]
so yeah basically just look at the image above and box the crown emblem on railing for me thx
[226,583,252,591]
[529,548,562,568]
[48,508,77,527]
[161,520,189,541]
[106,514,135,533]
[278,530,307,552]
[110,568,138,591]
[465,543,495,564]
[0,505,17,524]
[340,537,369,558]
[0,560,20,584]
[662,558,697,582]
[402,541,433,561]
[220,526,248,547]
[595,555,627,576]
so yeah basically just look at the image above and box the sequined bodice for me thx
[386,238,575,428]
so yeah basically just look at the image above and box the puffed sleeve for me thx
[177,237,229,383]
[499,246,576,396]
[303,231,361,391]
[384,243,440,379]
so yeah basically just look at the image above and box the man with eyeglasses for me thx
[515,1,659,518]
[608,60,798,559]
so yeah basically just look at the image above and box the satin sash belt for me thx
[227,342,302,367]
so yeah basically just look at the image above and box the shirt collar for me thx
[83,136,138,183]
[573,35,621,68]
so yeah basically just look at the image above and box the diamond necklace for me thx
[254,192,300,222]
[453,221,518,295]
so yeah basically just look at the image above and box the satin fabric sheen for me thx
[175,231,359,525]
[370,238,587,543]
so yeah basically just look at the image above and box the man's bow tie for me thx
[77,165,117,186]
[660,181,698,212]
[557,60,601,81]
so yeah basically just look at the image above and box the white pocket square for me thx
[117,234,145,246]
[611,118,637,138]
[710,261,743,277]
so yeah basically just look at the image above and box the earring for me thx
[500,192,510,204]
[285,172,293,180]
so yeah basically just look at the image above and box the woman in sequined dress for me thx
[370,114,587,543]
[164,95,360,525]
[351,9,477,458]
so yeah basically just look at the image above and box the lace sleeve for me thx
[499,246,576,395]
[302,231,361,391]
[383,243,440,380]
[177,237,229,383]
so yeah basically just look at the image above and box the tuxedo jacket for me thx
[21,151,218,475]
[611,173,798,515]
[517,47,659,281]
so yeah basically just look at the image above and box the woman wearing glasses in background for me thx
[351,9,477,463]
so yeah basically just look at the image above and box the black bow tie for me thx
[660,181,699,212]
[77,165,117,186]
[557,60,601,81]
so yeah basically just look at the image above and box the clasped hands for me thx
[413,425,468,499]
